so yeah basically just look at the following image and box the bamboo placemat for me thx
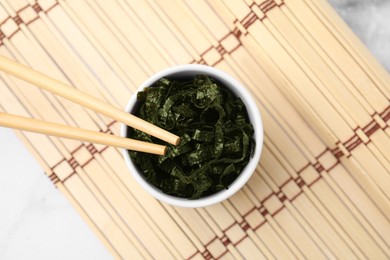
[0,0,389,259]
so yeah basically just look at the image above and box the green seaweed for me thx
[128,75,254,199]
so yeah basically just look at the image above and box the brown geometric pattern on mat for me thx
[186,144,374,259]
[0,1,57,44]
[49,103,389,188]
[337,105,390,157]
[191,0,285,66]
[184,1,390,254]
[48,123,114,185]
[45,105,388,258]
[2,0,387,186]
[0,0,388,258]
[32,0,387,211]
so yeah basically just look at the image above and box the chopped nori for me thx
[128,75,255,199]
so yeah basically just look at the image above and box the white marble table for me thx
[0,1,389,259]
[0,128,112,259]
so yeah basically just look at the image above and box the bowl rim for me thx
[121,64,263,208]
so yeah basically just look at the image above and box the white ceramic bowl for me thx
[121,64,263,208]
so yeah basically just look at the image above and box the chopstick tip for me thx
[173,136,180,146]
[162,146,168,156]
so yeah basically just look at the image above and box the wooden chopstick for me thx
[0,55,180,146]
[0,112,166,155]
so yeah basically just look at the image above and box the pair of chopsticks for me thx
[0,56,180,155]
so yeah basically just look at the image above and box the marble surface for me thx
[0,1,389,259]
[0,128,112,260]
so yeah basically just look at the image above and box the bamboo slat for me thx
[0,0,389,259]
